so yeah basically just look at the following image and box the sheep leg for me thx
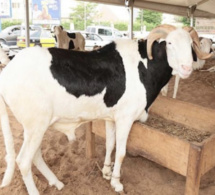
[102,121,116,180]
[173,74,180,98]
[21,169,40,195]
[33,147,64,190]
[111,119,133,192]
[16,122,49,195]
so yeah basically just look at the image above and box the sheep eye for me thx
[168,42,171,45]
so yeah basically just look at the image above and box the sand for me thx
[1,59,215,195]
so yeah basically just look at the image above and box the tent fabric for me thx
[77,0,215,18]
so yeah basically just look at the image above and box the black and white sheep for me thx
[53,25,85,51]
[161,37,214,98]
[0,24,212,195]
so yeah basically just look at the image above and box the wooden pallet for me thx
[85,96,215,195]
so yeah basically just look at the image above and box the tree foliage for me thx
[177,16,191,26]
[1,19,22,30]
[114,22,128,31]
[136,9,162,31]
[70,2,98,30]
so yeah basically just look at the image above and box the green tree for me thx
[136,9,162,31]
[1,19,22,30]
[114,22,128,31]
[177,16,191,26]
[70,2,98,30]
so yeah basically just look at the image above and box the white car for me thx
[86,26,124,41]
[81,32,111,51]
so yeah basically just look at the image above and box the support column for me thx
[128,6,133,39]
[24,0,30,47]
[188,5,196,27]
[85,122,95,158]
[125,0,134,40]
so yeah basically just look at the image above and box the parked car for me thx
[81,32,111,50]
[17,26,55,48]
[86,26,124,41]
[0,25,23,46]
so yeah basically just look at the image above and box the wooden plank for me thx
[150,96,215,132]
[93,120,190,176]
[200,135,215,175]
[185,144,203,195]
[85,122,95,158]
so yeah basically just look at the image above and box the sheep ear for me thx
[60,26,63,30]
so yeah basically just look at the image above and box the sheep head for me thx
[183,26,214,60]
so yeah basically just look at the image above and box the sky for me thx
[61,0,139,21]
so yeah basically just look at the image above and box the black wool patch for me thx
[138,40,172,111]
[67,32,76,39]
[68,40,75,50]
[192,47,197,62]
[49,42,126,107]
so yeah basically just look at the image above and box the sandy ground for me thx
[1,59,215,195]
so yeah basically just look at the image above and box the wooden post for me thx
[85,122,95,158]
[185,144,203,195]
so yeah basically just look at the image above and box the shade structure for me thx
[76,0,215,18]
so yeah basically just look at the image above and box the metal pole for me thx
[128,4,133,39]
[25,0,30,47]
[190,14,194,27]
[189,5,196,28]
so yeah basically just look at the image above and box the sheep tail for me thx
[0,95,15,187]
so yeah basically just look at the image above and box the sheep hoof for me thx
[111,177,123,192]
[103,173,112,180]
[56,181,64,190]
[102,164,113,180]
[1,183,7,188]
[67,133,76,142]
[49,180,64,190]
[1,176,11,188]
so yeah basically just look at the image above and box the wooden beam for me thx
[85,122,95,158]
[185,144,203,195]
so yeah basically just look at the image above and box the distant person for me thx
[33,3,42,19]
[37,5,52,20]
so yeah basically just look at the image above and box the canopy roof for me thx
[76,0,215,18]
